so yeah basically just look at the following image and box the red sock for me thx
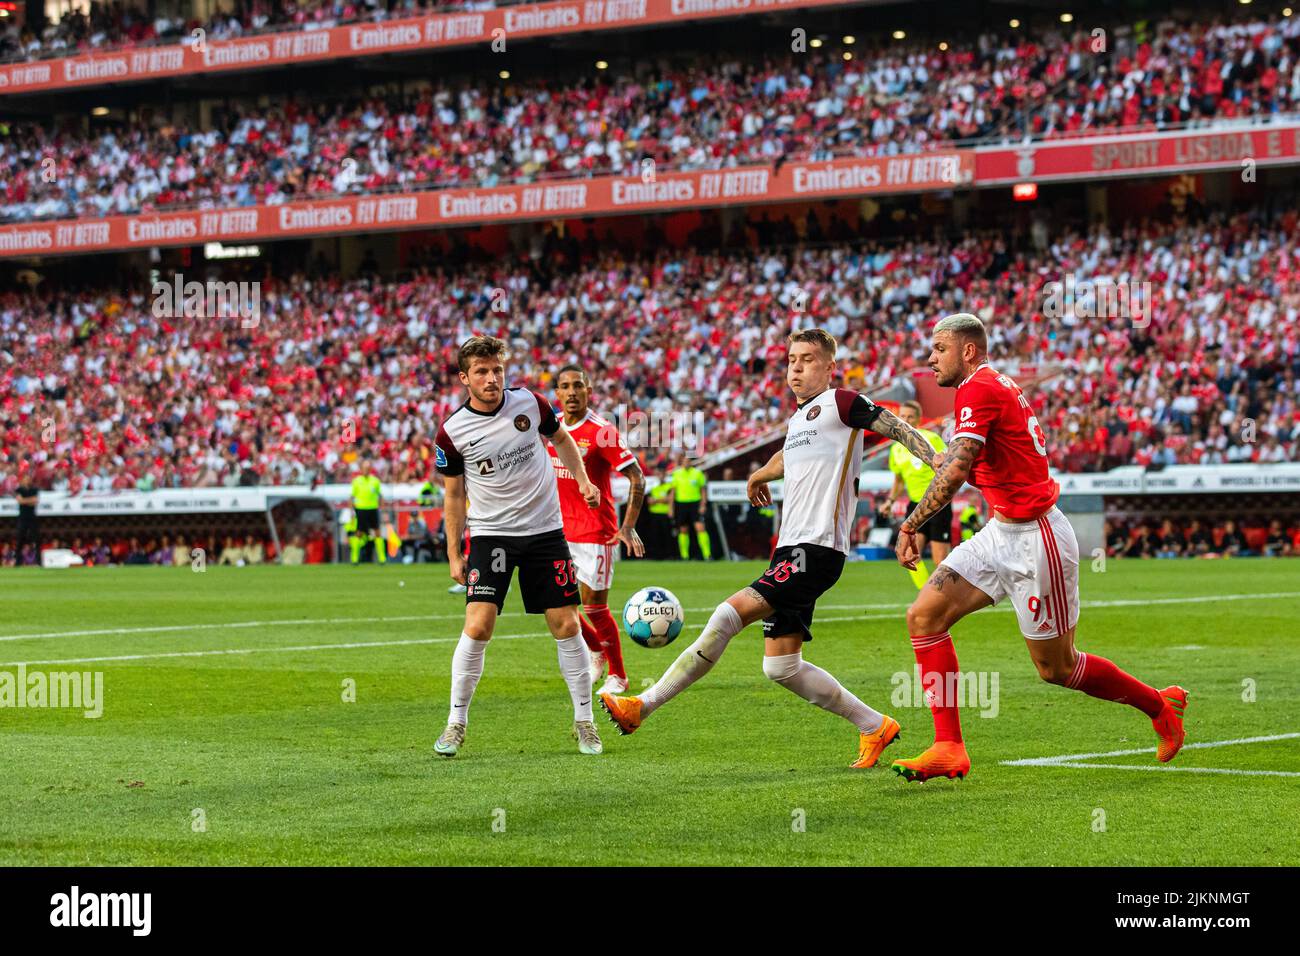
[911,632,964,743]
[1065,652,1164,718]
[578,613,602,654]
[585,604,625,679]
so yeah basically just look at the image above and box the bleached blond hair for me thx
[934,313,987,352]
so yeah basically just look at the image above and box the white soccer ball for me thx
[622,587,685,649]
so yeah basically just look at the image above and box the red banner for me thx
[0,0,864,96]
[976,122,1300,184]
[0,151,973,258]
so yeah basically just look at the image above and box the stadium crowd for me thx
[0,531,323,567]
[1104,517,1300,559]
[0,1,497,63]
[9,10,1300,223]
[2,209,1297,499]
[0,37,1050,222]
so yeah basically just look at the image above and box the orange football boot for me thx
[1152,686,1188,762]
[598,693,643,736]
[851,715,901,768]
[890,740,971,782]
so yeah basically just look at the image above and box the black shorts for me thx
[905,500,953,544]
[749,543,845,641]
[465,529,577,614]
[354,508,380,534]
[674,503,705,528]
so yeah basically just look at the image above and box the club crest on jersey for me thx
[806,405,822,421]
[468,569,480,585]
[513,415,530,432]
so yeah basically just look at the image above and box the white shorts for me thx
[567,541,616,592]
[940,506,1080,639]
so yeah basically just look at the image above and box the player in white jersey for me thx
[433,336,605,758]
[600,329,944,767]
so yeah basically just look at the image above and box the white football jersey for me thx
[777,387,881,553]
[435,387,564,536]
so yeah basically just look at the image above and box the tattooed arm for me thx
[901,436,981,533]
[895,437,980,570]
[869,408,945,470]
[610,460,647,557]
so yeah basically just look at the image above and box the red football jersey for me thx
[951,364,1060,520]
[548,410,637,543]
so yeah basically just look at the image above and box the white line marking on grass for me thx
[0,612,494,643]
[1024,762,1300,778]
[1079,591,1300,610]
[1001,732,1300,778]
[4,588,1296,653]
[3,633,546,667]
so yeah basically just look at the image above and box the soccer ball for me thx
[622,587,685,649]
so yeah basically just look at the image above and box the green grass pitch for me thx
[1,558,1296,866]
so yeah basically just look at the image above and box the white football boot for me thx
[434,722,466,757]
[597,675,629,696]
[573,720,603,755]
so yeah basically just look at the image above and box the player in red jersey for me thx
[889,314,1188,782]
[550,365,646,695]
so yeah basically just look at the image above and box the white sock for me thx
[641,602,744,717]
[555,634,594,722]
[762,652,883,733]
[449,633,488,726]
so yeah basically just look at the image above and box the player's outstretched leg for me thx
[762,645,900,768]
[599,598,750,735]
[1032,638,1188,762]
[436,631,489,757]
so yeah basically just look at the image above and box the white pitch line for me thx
[1001,731,1300,765]
[5,589,1296,646]
[1023,762,1300,778]
[1077,590,1300,610]
[1000,732,1300,778]
[3,632,543,667]
[0,613,475,644]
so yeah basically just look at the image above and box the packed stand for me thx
[1104,517,1300,558]
[3,35,1098,223]
[0,1,499,63]
[1025,15,1300,138]
[0,531,329,567]
[3,208,1299,496]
